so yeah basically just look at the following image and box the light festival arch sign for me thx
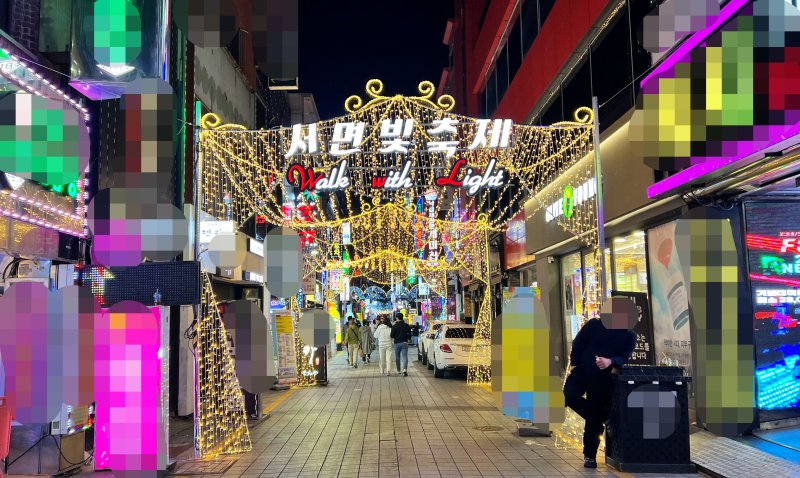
[198,80,598,389]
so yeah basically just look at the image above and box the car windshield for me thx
[445,328,475,339]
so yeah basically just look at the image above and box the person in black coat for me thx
[564,298,637,469]
[410,322,421,347]
[390,313,412,376]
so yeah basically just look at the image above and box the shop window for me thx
[540,92,563,125]
[520,0,539,54]
[561,252,583,351]
[487,70,498,117]
[496,46,509,104]
[562,55,592,120]
[539,0,556,25]
[590,9,633,132]
[507,19,523,84]
[613,231,648,293]
[583,248,611,320]
[628,0,654,98]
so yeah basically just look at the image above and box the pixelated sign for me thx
[0,93,90,185]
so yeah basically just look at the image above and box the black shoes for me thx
[403,370,408,376]
[583,457,597,468]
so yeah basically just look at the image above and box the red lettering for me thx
[372,177,388,188]
[435,159,467,187]
[287,164,325,192]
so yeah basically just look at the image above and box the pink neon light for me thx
[750,273,800,288]
[94,305,163,471]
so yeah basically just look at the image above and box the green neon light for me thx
[40,180,79,199]
[562,184,575,219]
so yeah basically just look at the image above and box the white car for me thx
[429,323,476,378]
[418,320,447,365]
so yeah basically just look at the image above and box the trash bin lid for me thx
[615,365,692,382]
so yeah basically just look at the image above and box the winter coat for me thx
[360,325,375,355]
[374,323,393,348]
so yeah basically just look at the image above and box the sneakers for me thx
[403,370,408,376]
[583,457,597,469]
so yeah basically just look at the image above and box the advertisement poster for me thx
[610,291,655,365]
[274,311,297,385]
[745,202,800,415]
[647,221,693,377]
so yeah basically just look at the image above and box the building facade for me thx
[446,0,800,436]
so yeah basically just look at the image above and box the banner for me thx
[647,221,693,376]
[274,311,297,385]
[610,291,655,366]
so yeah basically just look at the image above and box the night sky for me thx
[299,0,454,121]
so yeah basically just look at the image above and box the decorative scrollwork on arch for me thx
[344,79,456,113]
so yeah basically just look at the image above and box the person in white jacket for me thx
[374,316,394,375]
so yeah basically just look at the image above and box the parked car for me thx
[429,323,476,378]
[418,320,447,365]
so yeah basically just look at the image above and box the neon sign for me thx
[545,178,596,223]
[287,158,507,196]
[286,161,350,192]
[760,255,800,276]
[40,181,79,199]
[562,185,575,219]
[434,158,506,196]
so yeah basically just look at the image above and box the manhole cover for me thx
[474,426,504,432]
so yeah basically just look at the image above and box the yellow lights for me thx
[196,80,601,392]
[290,295,317,387]
[197,273,252,458]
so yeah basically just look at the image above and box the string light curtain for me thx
[197,80,598,386]
[197,273,252,458]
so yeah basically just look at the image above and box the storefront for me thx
[525,0,800,438]
[526,113,683,375]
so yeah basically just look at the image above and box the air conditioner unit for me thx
[16,259,51,278]
[4,277,50,291]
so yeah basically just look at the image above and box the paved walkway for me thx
[210,350,704,478]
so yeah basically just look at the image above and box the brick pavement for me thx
[215,350,705,478]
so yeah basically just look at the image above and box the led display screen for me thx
[746,202,800,418]
[78,261,200,307]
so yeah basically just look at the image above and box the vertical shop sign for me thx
[342,222,351,244]
[274,311,297,385]
[611,291,655,365]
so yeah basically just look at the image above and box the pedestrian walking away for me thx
[563,311,636,469]
[345,318,362,368]
[375,316,394,375]
[360,320,374,363]
[390,312,412,376]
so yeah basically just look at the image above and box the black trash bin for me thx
[605,365,696,473]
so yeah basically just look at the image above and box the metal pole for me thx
[192,100,202,457]
[592,97,607,304]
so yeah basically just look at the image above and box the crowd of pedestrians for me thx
[344,313,416,376]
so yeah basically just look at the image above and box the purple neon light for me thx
[643,0,800,198]
[647,121,800,198]
[640,0,750,90]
